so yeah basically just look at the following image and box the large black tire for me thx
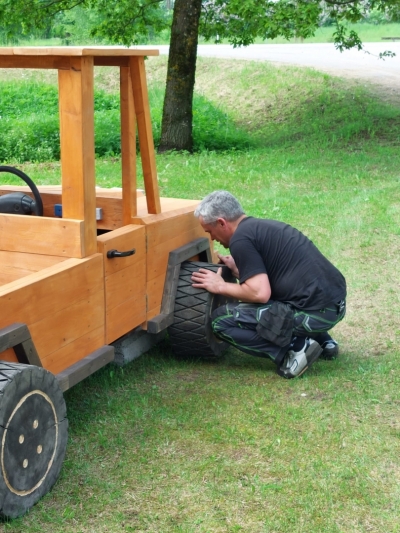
[168,261,236,359]
[0,362,68,518]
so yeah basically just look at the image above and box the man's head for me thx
[194,190,245,247]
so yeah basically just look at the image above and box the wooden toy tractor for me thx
[0,47,231,518]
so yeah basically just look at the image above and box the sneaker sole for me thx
[297,343,323,377]
[278,342,323,379]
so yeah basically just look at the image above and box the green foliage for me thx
[52,6,108,44]
[0,79,254,163]
[2,0,400,50]
[200,1,400,51]
[92,0,172,45]
[0,81,121,162]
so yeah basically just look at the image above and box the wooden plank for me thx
[56,345,115,392]
[0,56,71,69]
[0,186,144,199]
[146,305,162,324]
[145,211,205,249]
[0,47,159,57]
[58,56,97,257]
[0,255,104,328]
[41,326,105,375]
[106,298,146,344]
[146,272,169,313]
[120,66,137,221]
[129,56,161,215]
[147,226,208,281]
[105,258,146,309]
[133,197,200,222]
[0,251,65,285]
[29,289,104,358]
[0,214,84,257]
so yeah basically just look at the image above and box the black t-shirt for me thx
[229,217,346,310]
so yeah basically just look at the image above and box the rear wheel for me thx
[168,261,235,359]
[0,363,68,518]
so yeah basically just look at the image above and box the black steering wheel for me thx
[0,166,44,216]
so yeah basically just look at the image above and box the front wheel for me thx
[0,363,68,518]
[168,261,236,359]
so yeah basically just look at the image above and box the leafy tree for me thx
[0,0,399,151]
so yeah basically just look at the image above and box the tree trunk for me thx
[158,0,202,153]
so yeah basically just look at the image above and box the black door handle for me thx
[107,248,136,259]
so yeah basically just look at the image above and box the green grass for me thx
[1,56,400,532]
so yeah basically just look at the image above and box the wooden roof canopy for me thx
[0,46,161,254]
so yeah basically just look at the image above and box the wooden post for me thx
[120,66,137,222]
[58,56,97,257]
[129,56,161,215]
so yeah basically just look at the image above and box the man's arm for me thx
[191,268,271,303]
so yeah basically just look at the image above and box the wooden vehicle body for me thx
[0,47,217,517]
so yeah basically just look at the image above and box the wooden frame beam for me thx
[120,66,138,222]
[130,56,161,215]
[58,56,97,256]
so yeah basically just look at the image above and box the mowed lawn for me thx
[0,55,399,533]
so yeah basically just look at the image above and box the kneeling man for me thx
[191,190,346,379]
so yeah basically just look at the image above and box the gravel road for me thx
[144,42,400,103]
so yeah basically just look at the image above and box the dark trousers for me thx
[211,300,346,366]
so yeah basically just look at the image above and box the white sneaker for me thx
[277,338,322,379]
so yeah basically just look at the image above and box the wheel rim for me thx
[1,390,58,496]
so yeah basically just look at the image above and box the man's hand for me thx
[191,267,271,304]
[217,253,239,278]
[191,267,224,294]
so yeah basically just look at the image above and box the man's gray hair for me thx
[194,190,245,224]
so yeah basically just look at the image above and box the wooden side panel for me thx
[106,291,146,345]
[30,291,104,356]
[0,251,66,285]
[42,327,105,376]
[130,56,161,215]
[97,225,147,343]
[120,66,137,221]
[0,214,84,257]
[143,212,211,321]
[58,56,97,257]
[0,255,105,374]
